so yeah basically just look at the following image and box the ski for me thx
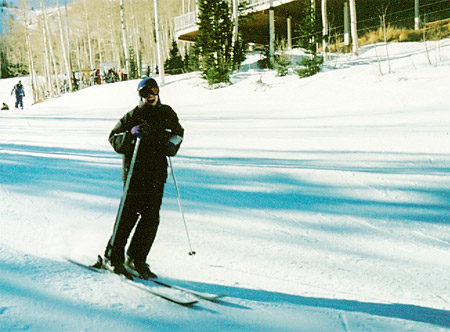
[122,262,224,301]
[66,258,197,307]
[120,279,197,306]
[148,279,224,302]
[121,259,224,302]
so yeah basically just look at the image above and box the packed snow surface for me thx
[1,41,449,331]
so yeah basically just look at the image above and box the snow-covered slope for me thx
[1,41,449,331]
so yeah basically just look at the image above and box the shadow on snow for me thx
[1,144,449,224]
[1,256,449,329]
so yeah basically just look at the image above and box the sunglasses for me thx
[139,86,159,98]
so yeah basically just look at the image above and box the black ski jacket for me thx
[109,101,184,193]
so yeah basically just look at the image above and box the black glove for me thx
[164,142,177,156]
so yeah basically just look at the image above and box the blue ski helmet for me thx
[137,77,159,97]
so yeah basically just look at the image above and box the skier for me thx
[1,102,9,110]
[100,77,184,279]
[11,80,25,110]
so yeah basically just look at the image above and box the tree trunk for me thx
[42,0,61,95]
[129,0,142,78]
[120,0,130,79]
[0,40,3,78]
[41,20,53,97]
[57,0,72,92]
[84,0,94,70]
[153,0,165,85]
[144,14,156,74]
[95,18,104,69]
[63,0,75,89]
[22,0,38,102]
[108,1,121,74]
[39,0,54,97]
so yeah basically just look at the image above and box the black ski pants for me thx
[106,182,165,264]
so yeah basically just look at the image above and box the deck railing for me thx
[174,11,199,33]
[174,0,295,34]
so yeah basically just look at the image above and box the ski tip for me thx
[182,300,198,307]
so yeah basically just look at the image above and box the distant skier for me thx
[99,77,184,279]
[1,102,9,110]
[11,80,25,110]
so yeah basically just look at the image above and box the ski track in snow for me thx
[1,41,450,331]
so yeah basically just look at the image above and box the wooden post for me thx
[349,0,358,55]
[287,16,292,50]
[269,0,275,67]
[344,1,349,45]
[415,0,420,30]
[322,0,328,60]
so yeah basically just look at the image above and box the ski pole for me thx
[168,157,196,256]
[109,136,141,251]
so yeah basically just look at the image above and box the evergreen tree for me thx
[129,47,138,79]
[0,41,7,78]
[183,46,200,73]
[296,2,320,54]
[195,0,234,86]
[164,40,184,75]
[183,48,190,72]
[275,41,291,77]
[295,2,323,78]
[231,0,249,71]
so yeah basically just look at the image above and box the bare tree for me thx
[56,0,73,92]
[153,0,165,85]
[120,0,130,79]
[41,0,61,95]
[107,1,121,73]
[39,0,54,97]
[22,0,39,101]
[380,5,392,74]
[83,0,94,70]
[129,0,142,77]
[3,0,183,100]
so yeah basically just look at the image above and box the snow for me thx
[1,40,450,331]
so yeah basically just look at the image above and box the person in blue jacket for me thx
[11,81,25,110]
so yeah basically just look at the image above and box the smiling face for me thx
[142,93,159,106]
[139,85,159,106]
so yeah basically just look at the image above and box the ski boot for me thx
[124,256,157,280]
[93,255,133,280]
